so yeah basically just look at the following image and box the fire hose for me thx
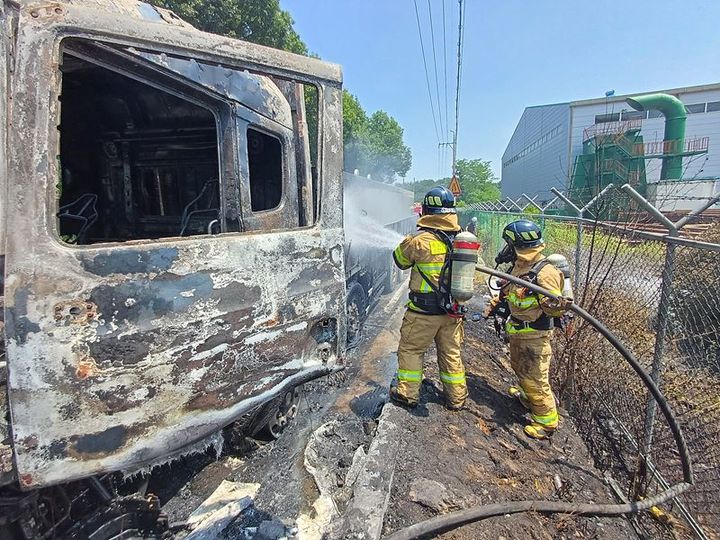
[383,264,693,540]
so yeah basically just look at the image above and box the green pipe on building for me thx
[626,93,686,180]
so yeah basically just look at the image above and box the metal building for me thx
[502,83,720,209]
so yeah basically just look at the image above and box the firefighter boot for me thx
[508,386,531,410]
[524,422,556,440]
[389,386,418,409]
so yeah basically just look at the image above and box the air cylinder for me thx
[546,253,574,299]
[450,231,480,302]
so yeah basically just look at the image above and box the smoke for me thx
[344,202,406,250]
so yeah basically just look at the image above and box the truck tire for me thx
[252,385,303,441]
[346,282,367,344]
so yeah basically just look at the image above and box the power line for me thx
[442,0,450,145]
[427,0,445,137]
[413,0,441,144]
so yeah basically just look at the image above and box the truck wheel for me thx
[254,385,303,440]
[346,282,367,344]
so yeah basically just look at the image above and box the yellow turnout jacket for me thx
[392,214,461,313]
[488,245,567,335]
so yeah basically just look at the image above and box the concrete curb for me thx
[331,403,404,540]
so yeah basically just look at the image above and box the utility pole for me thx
[452,0,464,177]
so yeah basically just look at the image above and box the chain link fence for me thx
[463,187,720,539]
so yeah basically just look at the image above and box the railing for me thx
[633,137,709,157]
[583,119,643,142]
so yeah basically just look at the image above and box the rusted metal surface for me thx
[3,0,346,488]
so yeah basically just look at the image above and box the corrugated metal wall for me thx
[501,102,570,203]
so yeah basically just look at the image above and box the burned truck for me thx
[0,0,350,535]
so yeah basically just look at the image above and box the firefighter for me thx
[389,187,467,411]
[466,216,478,235]
[484,220,571,439]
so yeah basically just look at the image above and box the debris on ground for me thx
[408,478,457,513]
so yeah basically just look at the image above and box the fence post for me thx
[552,185,616,293]
[550,188,584,290]
[620,185,677,460]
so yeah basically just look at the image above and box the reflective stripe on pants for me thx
[397,369,422,382]
[440,371,466,385]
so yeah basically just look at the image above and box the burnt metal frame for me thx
[4,0,346,489]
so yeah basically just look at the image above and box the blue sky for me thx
[282,0,720,183]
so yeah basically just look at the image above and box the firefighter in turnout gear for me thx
[466,216,478,235]
[484,220,571,439]
[390,187,468,410]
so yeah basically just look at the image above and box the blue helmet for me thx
[502,219,543,248]
[422,186,456,215]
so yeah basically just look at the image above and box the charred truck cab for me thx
[0,0,346,533]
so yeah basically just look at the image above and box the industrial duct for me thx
[626,93,687,180]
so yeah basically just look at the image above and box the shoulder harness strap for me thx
[526,258,551,285]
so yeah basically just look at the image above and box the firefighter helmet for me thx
[502,219,543,248]
[422,187,456,215]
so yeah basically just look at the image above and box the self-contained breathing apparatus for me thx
[411,229,480,318]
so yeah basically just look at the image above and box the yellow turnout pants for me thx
[395,309,467,407]
[509,331,559,429]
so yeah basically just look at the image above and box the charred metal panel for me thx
[132,50,294,130]
[0,1,15,488]
[21,0,342,85]
[0,1,10,260]
[4,0,346,488]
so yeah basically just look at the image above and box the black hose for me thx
[383,265,693,540]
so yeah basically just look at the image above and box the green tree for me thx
[342,91,370,174]
[408,158,501,204]
[156,0,307,54]
[408,178,442,202]
[455,158,501,204]
[342,91,368,145]
[363,111,412,182]
[343,106,412,182]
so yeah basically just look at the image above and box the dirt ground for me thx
[381,297,634,539]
